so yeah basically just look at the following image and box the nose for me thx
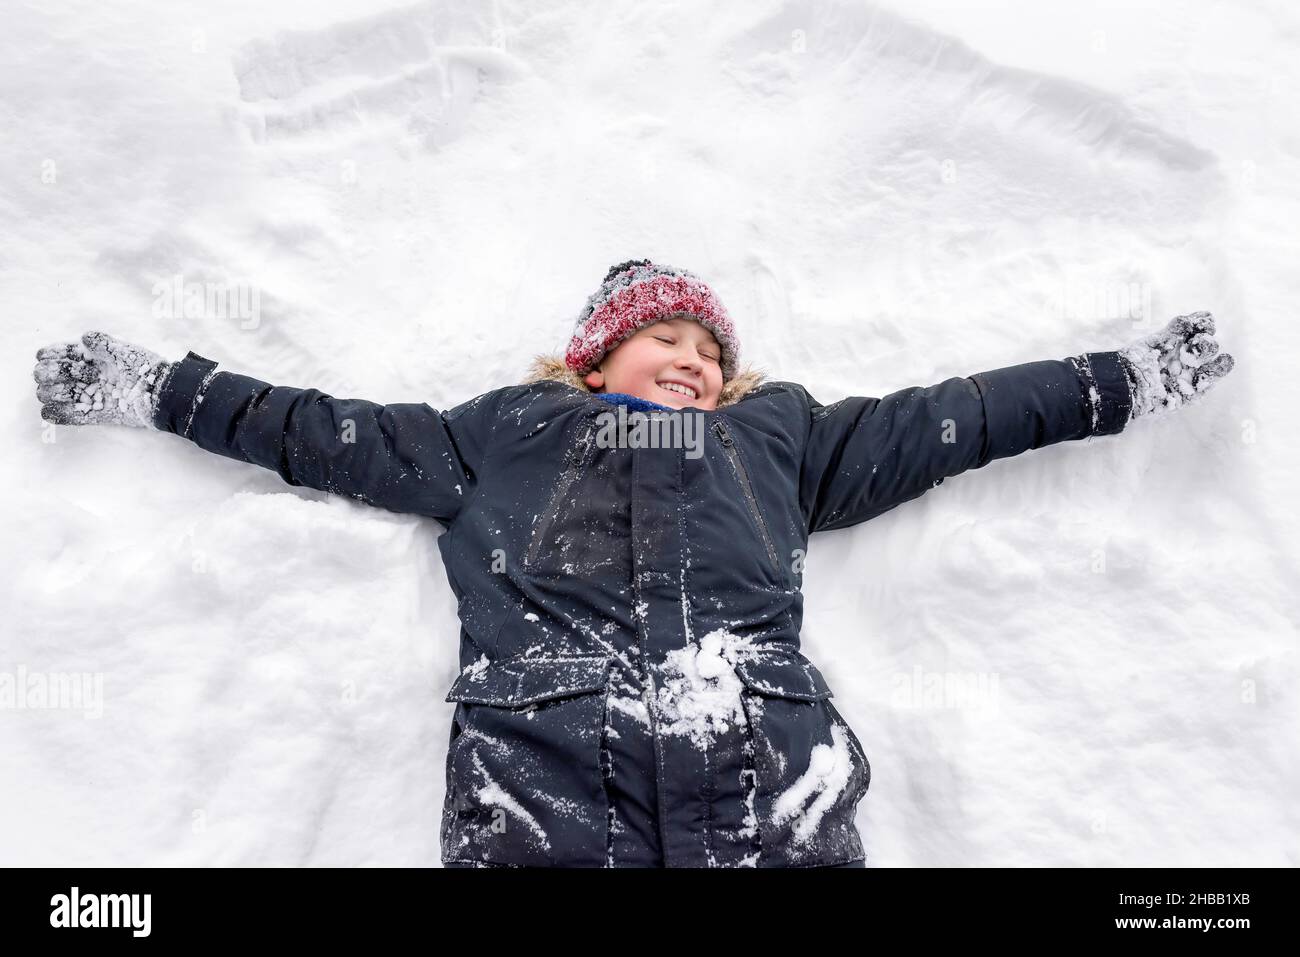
[674,349,704,378]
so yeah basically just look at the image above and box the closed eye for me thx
[656,335,719,362]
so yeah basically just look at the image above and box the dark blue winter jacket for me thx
[152,348,1132,867]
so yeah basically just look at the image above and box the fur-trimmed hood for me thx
[521,354,770,409]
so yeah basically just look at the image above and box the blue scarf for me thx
[592,392,674,414]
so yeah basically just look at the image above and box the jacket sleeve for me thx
[798,351,1133,534]
[151,351,507,528]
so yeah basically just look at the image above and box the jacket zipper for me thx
[712,419,782,576]
[526,419,598,567]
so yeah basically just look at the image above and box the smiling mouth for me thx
[656,381,698,400]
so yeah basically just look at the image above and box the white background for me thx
[2,0,1296,865]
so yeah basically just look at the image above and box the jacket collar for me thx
[521,354,769,410]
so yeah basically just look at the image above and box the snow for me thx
[653,628,758,748]
[771,724,857,845]
[460,654,491,682]
[468,749,550,849]
[3,0,1296,867]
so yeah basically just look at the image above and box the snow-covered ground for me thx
[2,0,1296,866]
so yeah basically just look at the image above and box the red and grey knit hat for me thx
[565,260,740,381]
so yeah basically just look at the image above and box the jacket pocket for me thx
[441,654,612,867]
[712,419,789,589]
[523,418,600,573]
[734,647,870,866]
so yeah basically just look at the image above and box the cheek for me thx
[638,358,664,377]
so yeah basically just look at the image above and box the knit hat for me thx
[565,260,740,381]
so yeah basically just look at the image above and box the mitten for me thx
[33,332,174,427]
[1117,311,1235,421]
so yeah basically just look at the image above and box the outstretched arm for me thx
[34,332,505,527]
[799,312,1235,534]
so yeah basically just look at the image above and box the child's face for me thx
[582,316,724,411]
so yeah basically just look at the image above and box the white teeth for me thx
[657,382,697,399]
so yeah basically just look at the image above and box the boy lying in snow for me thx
[33,259,1234,868]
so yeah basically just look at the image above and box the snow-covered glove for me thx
[1117,311,1235,421]
[33,332,174,427]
